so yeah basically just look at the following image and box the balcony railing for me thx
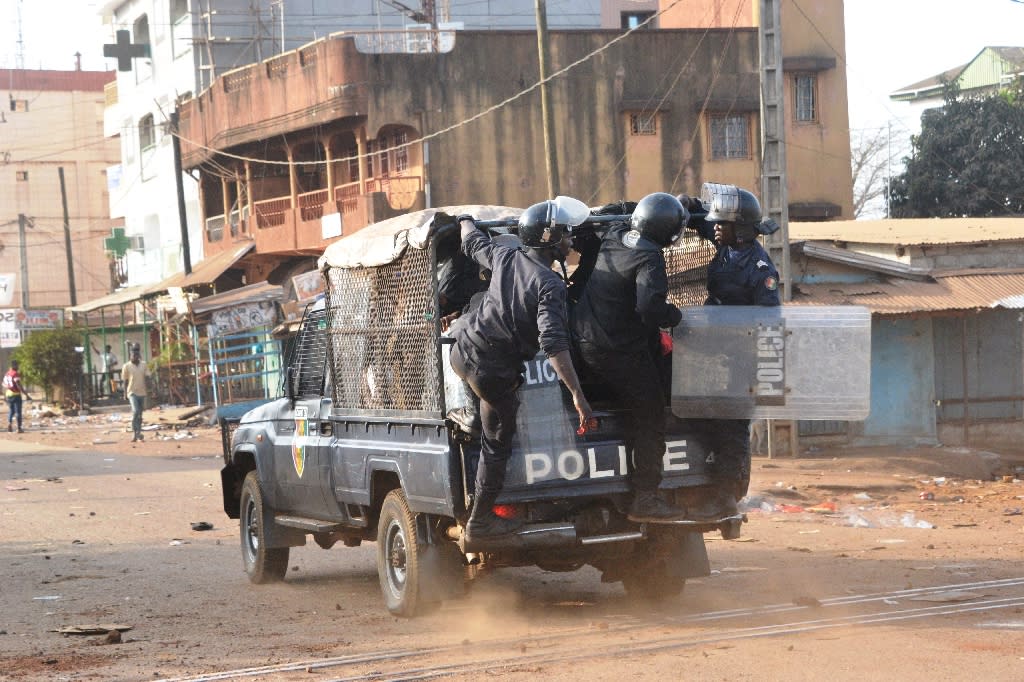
[334,181,360,215]
[254,197,291,229]
[298,189,330,222]
[206,214,225,242]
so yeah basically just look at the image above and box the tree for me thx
[12,327,84,404]
[850,127,907,219]
[889,82,1024,218]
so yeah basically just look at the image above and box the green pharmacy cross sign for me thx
[104,227,131,258]
[103,30,150,72]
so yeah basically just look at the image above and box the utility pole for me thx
[758,0,795,459]
[535,0,559,197]
[170,110,193,275]
[758,0,789,300]
[18,213,30,308]
[58,167,78,306]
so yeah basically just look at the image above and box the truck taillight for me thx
[492,504,519,519]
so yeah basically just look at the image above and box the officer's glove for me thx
[432,211,457,229]
[675,194,703,213]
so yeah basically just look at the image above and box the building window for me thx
[9,96,28,112]
[622,12,655,30]
[139,113,156,152]
[708,113,750,159]
[16,170,28,181]
[171,0,191,58]
[393,131,409,172]
[133,14,152,83]
[794,74,817,122]
[170,0,188,23]
[346,146,359,183]
[629,113,657,136]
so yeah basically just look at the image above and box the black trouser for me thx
[449,345,521,508]
[577,341,666,491]
[693,418,751,499]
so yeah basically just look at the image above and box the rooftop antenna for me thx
[15,0,25,69]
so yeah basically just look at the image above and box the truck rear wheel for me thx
[377,489,438,617]
[621,558,685,600]
[240,471,289,583]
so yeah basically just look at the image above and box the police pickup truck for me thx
[219,204,870,617]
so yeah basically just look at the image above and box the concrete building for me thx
[890,46,1024,135]
[0,67,120,312]
[659,0,855,222]
[96,1,651,293]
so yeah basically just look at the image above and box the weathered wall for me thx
[180,29,763,208]
[850,316,938,445]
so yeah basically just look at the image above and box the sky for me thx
[1,0,1022,147]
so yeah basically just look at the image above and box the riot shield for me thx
[671,305,871,420]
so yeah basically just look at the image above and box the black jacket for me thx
[573,225,681,352]
[452,228,571,378]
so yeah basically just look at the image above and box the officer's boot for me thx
[686,485,740,523]
[447,404,481,438]
[627,488,687,523]
[465,495,522,541]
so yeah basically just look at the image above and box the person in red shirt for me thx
[4,359,32,433]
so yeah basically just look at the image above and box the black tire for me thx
[240,471,289,583]
[377,489,436,617]
[621,560,685,600]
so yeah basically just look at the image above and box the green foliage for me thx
[149,341,192,370]
[888,81,1024,218]
[12,326,85,402]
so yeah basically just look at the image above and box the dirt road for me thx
[2,411,1024,680]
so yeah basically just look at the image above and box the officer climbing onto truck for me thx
[680,183,781,521]
[572,192,690,523]
[447,202,593,542]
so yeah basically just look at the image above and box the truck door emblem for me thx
[293,406,309,477]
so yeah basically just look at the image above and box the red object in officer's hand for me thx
[576,417,599,436]
[659,330,673,356]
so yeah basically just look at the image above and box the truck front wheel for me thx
[377,489,438,617]
[240,471,289,583]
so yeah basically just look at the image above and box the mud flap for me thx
[417,542,466,600]
[652,527,710,580]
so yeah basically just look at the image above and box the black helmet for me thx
[518,200,569,249]
[629,192,688,247]
[701,183,763,242]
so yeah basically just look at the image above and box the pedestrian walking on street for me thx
[4,359,32,433]
[121,346,150,442]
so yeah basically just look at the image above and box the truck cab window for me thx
[292,305,329,398]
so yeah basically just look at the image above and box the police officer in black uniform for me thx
[681,183,781,521]
[449,202,593,542]
[573,192,690,523]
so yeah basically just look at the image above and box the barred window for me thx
[709,113,750,159]
[794,74,817,122]
[629,113,657,136]
[393,131,409,172]
[139,113,156,151]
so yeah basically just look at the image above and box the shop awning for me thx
[67,285,150,313]
[191,281,283,315]
[146,242,254,295]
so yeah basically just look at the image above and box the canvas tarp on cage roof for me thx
[318,205,522,271]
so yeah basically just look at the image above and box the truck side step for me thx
[275,515,345,533]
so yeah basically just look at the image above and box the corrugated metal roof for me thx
[145,242,254,295]
[191,281,282,315]
[792,272,1024,314]
[790,217,1024,246]
[67,285,150,313]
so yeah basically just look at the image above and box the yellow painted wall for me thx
[659,0,855,219]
